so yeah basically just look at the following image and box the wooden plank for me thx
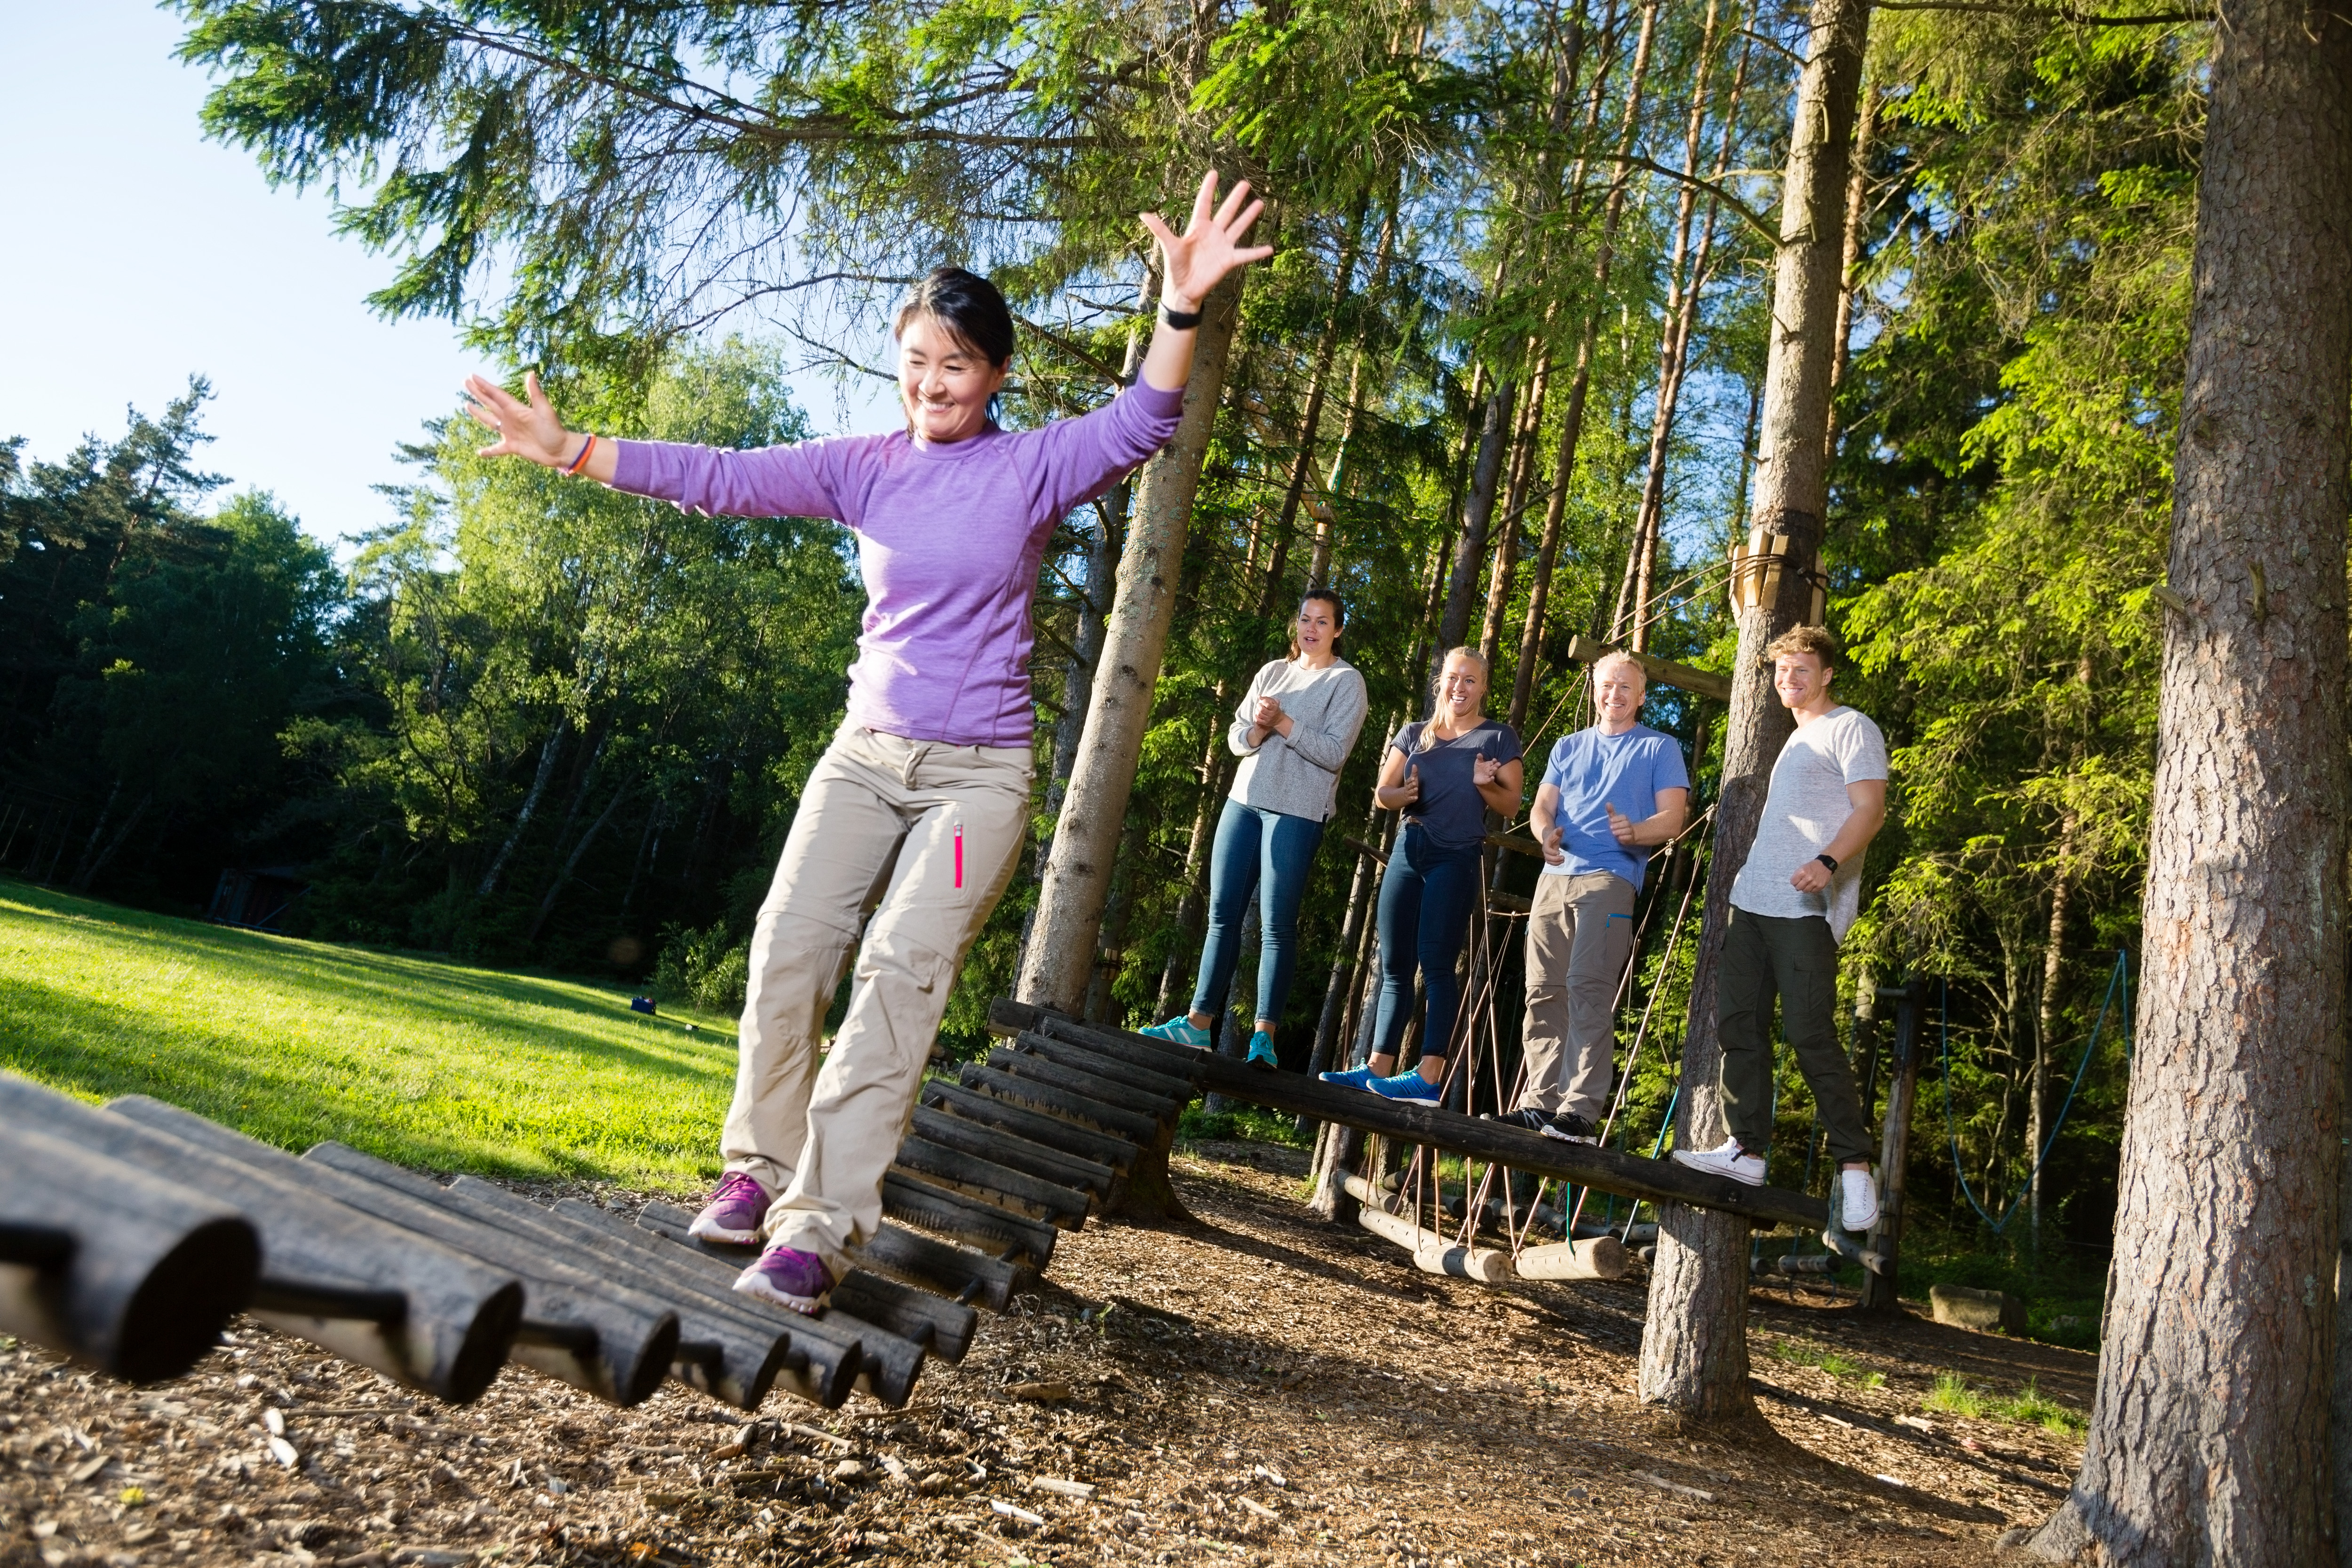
[919,1082,1140,1172]
[987,1002,1826,1231]
[1563,633,1732,703]
[890,1139,1090,1230]
[881,1171,1059,1266]
[1008,1031,1196,1100]
[983,1049,1186,1122]
[957,1064,1166,1143]
[907,1106,1114,1201]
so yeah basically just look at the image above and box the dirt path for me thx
[0,1140,2088,1568]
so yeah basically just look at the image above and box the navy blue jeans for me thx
[1190,798,1327,1026]
[1371,824,1484,1061]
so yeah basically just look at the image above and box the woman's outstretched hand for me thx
[463,371,572,466]
[1141,170,1273,312]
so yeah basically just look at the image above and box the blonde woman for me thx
[1322,648,1523,1105]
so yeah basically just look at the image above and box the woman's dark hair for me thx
[1288,588,1346,659]
[894,266,1017,368]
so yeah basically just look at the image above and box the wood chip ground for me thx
[0,1138,2091,1567]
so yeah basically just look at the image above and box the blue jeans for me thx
[1189,798,1327,1027]
[1371,825,1483,1061]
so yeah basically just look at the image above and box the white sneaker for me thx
[1669,1138,1765,1186]
[1839,1167,1880,1231]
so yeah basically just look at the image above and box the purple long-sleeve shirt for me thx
[611,382,1184,747]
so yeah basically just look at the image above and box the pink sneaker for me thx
[688,1171,769,1244]
[733,1245,835,1315]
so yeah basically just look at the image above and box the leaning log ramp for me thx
[0,998,1822,1414]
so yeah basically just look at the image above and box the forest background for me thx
[0,0,2193,1296]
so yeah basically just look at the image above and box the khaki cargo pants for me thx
[1515,870,1637,1122]
[723,721,1032,1274]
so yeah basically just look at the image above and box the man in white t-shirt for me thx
[1673,626,1889,1231]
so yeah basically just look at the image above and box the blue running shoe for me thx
[1245,1030,1279,1070]
[1319,1065,1378,1090]
[1368,1069,1443,1106]
[1140,1015,1213,1048]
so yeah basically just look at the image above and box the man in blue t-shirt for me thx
[1497,653,1689,1143]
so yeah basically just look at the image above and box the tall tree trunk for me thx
[1438,377,1519,653]
[1313,192,1402,588]
[1503,0,1661,728]
[2030,812,2075,1251]
[1823,79,1878,463]
[527,772,635,946]
[1478,339,1553,669]
[477,716,569,898]
[1021,274,1247,1011]
[1637,0,1869,1425]
[2029,0,2352,1556]
[1265,207,1369,613]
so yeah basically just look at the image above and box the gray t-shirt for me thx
[1727,706,1889,942]
[1227,657,1370,822]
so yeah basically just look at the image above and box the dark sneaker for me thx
[1245,1030,1279,1070]
[1483,1108,1552,1133]
[733,1245,835,1315]
[688,1171,769,1245]
[1541,1112,1601,1146]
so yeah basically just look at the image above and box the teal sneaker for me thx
[1245,1030,1279,1070]
[1319,1065,1378,1090]
[1368,1069,1444,1107]
[1140,1015,1213,1048]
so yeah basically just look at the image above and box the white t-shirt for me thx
[1727,706,1889,942]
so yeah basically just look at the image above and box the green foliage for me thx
[1923,1371,2086,1434]
[653,920,750,1014]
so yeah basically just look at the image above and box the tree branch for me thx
[1868,0,2212,22]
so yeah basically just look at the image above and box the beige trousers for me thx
[723,722,1032,1273]
[1516,870,1638,1121]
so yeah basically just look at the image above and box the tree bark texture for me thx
[1019,274,1246,1012]
[1637,0,1867,1424]
[1438,377,1518,653]
[2028,0,2352,1558]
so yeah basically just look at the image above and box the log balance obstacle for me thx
[0,995,1819,1409]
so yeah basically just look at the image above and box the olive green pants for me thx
[1716,907,1875,1166]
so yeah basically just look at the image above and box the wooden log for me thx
[999,1009,1205,1077]
[109,1100,680,1408]
[1004,1031,1196,1101]
[0,1121,259,1384]
[919,1082,1140,1172]
[956,1065,1164,1144]
[1005,1012,1827,1230]
[977,1053,1182,1129]
[880,1170,1059,1266]
[401,1172,859,1405]
[1099,1106,1190,1225]
[1859,982,1928,1311]
[616,1198,974,1366]
[1513,1237,1630,1281]
[890,1138,1091,1229]
[1352,1200,1514,1284]
[0,1077,523,1404]
[1561,633,1732,702]
[907,1106,1114,1201]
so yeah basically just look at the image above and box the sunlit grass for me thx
[1923,1371,2086,1434]
[0,878,739,1189]
[1765,1337,1887,1388]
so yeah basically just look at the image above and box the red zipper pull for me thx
[954,822,964,890]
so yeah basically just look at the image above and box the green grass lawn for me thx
[0,879,740,1191]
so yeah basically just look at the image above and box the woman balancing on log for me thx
[1141,590,1369,1065]
[462,171,1274,1314]
[1321,648,1524,1105]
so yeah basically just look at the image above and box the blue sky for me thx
[0,3,891,549]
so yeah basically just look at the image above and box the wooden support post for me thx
[1858,981,1927,1311]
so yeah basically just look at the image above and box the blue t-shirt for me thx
[1540,724,1691,890]
[1391,718,1524,853]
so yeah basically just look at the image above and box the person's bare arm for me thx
[1137,172,1272,394]
[1532,780,1565,864]
[1789,779,1888,893]
[464,371,619,483]
[1606,786,1690,848]
[1374,748,1418,811]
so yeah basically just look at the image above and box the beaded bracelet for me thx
[564,434,598,475]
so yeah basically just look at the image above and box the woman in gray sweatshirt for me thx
[1143,589,1370,1066]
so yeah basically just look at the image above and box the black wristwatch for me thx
[1814,852,1839,873]
[1161,302,1204,330]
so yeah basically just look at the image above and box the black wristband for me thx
[1161,303,1204,330]
[1815,852,1839,873]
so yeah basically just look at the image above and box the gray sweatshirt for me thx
[1226,657,1370,823]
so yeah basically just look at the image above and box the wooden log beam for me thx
[1514,1237,1630,1281]
[880,1170,1059,1267]
[918,1082,1139,1173]
[1004,1032,1195,1102]
[111,1100,681,1409]
[978,1052,1184,1128]
[908,1106,1113,1202]
[849,1220,1025,1313]
[0,1076,523,1405]
[1561,633,1732,702]
[0,1121,259,1385]
[405,1170,866,1403]
[957,1064,1165,1144]
[1346,1182,1513,1283]
[891,1139,1091,1230]
[986,1002,1826,1231]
